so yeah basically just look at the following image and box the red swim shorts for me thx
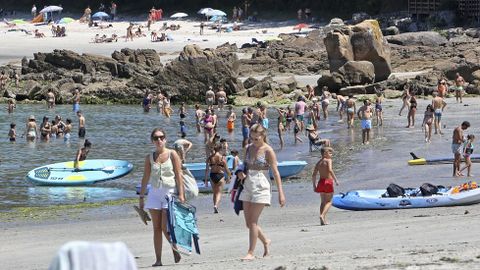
[315,178,334,193]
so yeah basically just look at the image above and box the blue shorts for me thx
[434,109,442,121]
[73,103,80,113]
[361,119,372,129]
[242,126,249,139]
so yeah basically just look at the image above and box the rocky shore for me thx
[2,18,480,105]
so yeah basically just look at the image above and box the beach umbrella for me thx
[170,12,188,18]
[205,9,227,17]
[293,23,309,30]
[92,12,110,19]
[198,8,213,15]
[58,17,75,24]
[39,5,63,14]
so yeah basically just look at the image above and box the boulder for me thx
[324,19,392,82]
[243,77,259,89]
[337,61,375,85]
[386,31,448,47]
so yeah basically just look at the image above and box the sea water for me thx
[0,103,370,209]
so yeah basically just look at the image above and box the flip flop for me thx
[133,205,151,225]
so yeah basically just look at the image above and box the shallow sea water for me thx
[0,102,375,209]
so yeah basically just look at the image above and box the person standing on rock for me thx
[72,89,81,113]
[437,78,448,98]
[432,92,447,135]
[216,87,227,111]
[452,121,470,177]
[206,86,215,110]
[454,73,465,103]
[345,95,356,129]
[357,100,373,144]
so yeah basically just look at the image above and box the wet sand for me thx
[2,96,480,269]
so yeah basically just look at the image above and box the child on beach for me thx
[230,149,241,172]
[8,123,16,142]
[459,134,475,177]
[312,147,339,225]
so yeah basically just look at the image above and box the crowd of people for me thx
[5,75,476,264]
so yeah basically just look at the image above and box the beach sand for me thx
[2,97,480,270]
[0,19,298,65]
[2,17,480,270]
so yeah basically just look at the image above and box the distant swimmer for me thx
[7,99,15,114]
[72,89,81,113]
[195,104,205,133]
[226,105,236,133]
[345,95,356,129]
[74,139,92,170]
[206,86,215,110]
[64,118,73,142]
[216,87,227,111]
[46,89,55,109]
[22,115,38,142]
[8,123,16,142]
[77,111,86,138]
[437,78,448,98]
[143,91,152,112]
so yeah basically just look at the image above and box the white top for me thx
[149,152,176,189]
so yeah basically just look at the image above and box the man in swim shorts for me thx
[206,86,215,110]
[311,147,339,225]
[454,73,465,103]
[294,96,306,132]
[241,107,252,148]
[357,100,373,144]
[432,92,447,135]
[452,121,470,177]
[72,89,81,113]
[345,95,356,129]
[77,111,86,138]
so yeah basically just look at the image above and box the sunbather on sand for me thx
[104,34,118,42]
[34,29,46,38]
[3,19,16,27]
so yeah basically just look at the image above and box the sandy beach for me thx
[2,15,480,270]
[2,96,480,269]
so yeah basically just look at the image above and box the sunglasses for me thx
[152,135,166,141]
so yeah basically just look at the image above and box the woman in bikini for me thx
[406,94,417,128]
[204,143,231,213]
[138,128,185,267]
[276,107,286,149]
[40,116,51,141]
[239,124,286,260]
[203,109,214,143]
[421,104,434,143]
[399,85,411,116]
[23,115,38,142]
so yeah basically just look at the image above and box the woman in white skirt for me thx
[139,128,185,267]
[239,124,286,260]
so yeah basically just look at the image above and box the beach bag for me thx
[233,184,244,215]
[420,183,438,196]
[387,183,405,197]
[181,167,199,201]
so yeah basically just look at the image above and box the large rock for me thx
[324,19,392,82]
[154,44,244,102]
[337,61,375,85]
[386,31,448,47]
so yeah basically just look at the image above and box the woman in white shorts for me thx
[138,128,185,267]
[239,124,286,261]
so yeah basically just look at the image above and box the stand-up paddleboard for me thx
[408,152,480,166]
[27,159,133,186]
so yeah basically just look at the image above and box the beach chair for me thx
[308,133,330,152]
[49,241,137,270]
[166,196,201,255]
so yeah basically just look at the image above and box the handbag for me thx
[181,166,199,201]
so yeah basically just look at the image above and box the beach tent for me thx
[205,9,226,17]
[58,17,74,24]
[32,14,43,23]
[170,12,188,18]
[92,12,110,20]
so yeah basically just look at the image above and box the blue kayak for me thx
[27,159,133,186]
[333,187,480,210]
[136,157,307,194]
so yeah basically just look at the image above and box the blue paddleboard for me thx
[27,159,133,186]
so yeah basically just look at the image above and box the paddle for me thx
[47,165,118,173]
[410,152,420,160]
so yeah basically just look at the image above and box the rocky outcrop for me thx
[324,19,392,83]
[6,46,243,104]
[386,31,448,47]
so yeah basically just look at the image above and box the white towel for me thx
[49,241,137,270]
